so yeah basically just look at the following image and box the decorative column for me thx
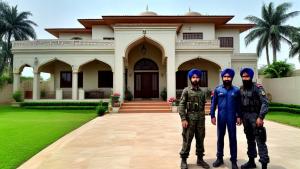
[13,70,20,93]
[33,71,40,100]
[167,56,176,100]
[72,66,78,100]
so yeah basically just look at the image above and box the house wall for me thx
[177,24,215,40]
[259,76,300,105]
[215,29,240,53]
[92,26,114,40]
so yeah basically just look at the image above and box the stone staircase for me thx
[118,100,212,114]
[118,100,172,113]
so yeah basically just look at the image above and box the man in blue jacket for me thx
[210,68,241,169]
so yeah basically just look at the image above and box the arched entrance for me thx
[134,58,159,98]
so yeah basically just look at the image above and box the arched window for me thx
[134,58,158,70]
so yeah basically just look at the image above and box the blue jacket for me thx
[210,85,241,119]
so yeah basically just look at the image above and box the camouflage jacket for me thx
[178,86,206,121]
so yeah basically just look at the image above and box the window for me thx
[200,70,208,87]
[78,72,83,88]
[103,37,114,40]
[60,71,83,88]
[183,32,203,40]
[98,71,113,88]
[60,71,72,88]
[219,37,233,48]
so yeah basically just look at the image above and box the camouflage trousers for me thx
[180,118,205,158]
[243,113,270,164]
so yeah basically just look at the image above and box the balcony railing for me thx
[12,39,115,50]
[176,40,220,50]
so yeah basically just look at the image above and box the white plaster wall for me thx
[92,26,114,40]
[215,29,240,53]
[178,24,215,40]
[260,76,300,105]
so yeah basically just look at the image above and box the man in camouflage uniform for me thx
[178,69,210,169]
[240,68,270,169]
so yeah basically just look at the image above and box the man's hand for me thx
[256,117,264,127]
[236,117,242,126]
[211,117,216,125]
[182,120,188,128]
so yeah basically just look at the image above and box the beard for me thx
[242,80,253,88]
[223,80,232,87]
[191,80,200,86]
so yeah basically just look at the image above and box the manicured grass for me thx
[266,111,300,128]
[0,105,97,169]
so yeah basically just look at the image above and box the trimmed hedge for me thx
[269,102,300,109]
[21,102,108,107]
[269,107,300,114]
[23,106,96,110]
[20,102,109,110]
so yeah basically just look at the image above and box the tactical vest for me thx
[186,88,205,113]
[240,84,261,113]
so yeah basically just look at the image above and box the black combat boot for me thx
[213,157,224,167]
[261,163,267,169]
[197,156,210,169]
[232,162,239,169]
[181,158,188,169]
[241,158,256,169]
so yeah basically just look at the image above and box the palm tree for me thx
[0,3,37,77]
[289,30,300,61]
[245,2,299,65]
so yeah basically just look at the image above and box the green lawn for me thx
[266,111,300,128]
[0,105,97,169]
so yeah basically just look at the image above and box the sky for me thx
[4,0,300,78]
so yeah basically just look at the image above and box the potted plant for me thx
[12,90,23,107]
[110,92,120,113]
[168,97,177,113]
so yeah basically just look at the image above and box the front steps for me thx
[118,101,172,113]
[118,100,212,114]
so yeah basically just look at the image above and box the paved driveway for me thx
[18,113,300,169]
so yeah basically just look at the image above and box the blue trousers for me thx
[216,115,237,162]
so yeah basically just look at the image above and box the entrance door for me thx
[134,72,159,98]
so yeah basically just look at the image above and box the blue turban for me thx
[221,68,235,78]
[188,69,202,79]
[240,67,254,79]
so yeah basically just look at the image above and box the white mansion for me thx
[12,10,257,101]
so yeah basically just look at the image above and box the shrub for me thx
[160,88,167,101]
[96,101,107,116]
[263,61,295,78]
[125,89,133,101]
[12,91,23,102]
